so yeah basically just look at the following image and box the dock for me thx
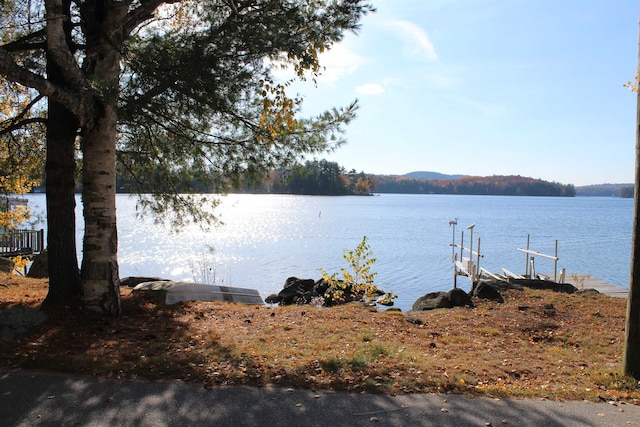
[448,222,630,299]
[566,273,628,298]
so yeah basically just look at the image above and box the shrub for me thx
[320,236,395,306]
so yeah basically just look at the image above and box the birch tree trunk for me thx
[80,108,121,315]
[77,3,126,315]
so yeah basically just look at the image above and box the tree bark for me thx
[42,0,81,307]
[80,104,121,315]
[43,100,81,305]
[77,2,126,316]
[624,19,640,379]
[624,109,640,373]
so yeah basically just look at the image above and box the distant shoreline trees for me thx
[115,160,577,197]
[373,174,576,197]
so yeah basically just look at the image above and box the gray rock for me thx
[447,288,474,307]
[471,281,505,303]
[0,257,14,273]
[27,249,48,278]
[277,277,316,305]
[265,294,281,304]
[412,288,474,311]
[411,291,452,311]
[0,306,47,341]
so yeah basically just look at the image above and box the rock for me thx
[0,257,14,273]
[0,306,47,341]
[412,289,474,311]
[265,294,281,304]
[472,282,505,303]
[405,316,423,325]
[313,279,330,297]
[577,288,600,295]
[377,293,395,306]
[510,278,577,293]
[27,249,48,278]
[447,288,474,307]
[411,291,452,311]
[277,277,316,305]
[482,279,524,292]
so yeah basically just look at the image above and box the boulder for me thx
[265,294,281,304]
[0,257,14,273]
[412,288,474,311]
[26,249,48,278]
[510,278,577,294]
[447,288,474,307]
[277,277,316,305]
[577,288,600,295]
[471,281,505,303]
[313,279,330,297]
[0,306,47,341]
[411,291,452,311]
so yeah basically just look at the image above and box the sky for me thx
[281,0,639,186]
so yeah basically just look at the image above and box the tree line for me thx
[117,161,575,197]
[372,174,576,197]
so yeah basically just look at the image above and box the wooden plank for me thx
[563,273,628,298]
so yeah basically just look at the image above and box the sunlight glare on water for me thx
[25,193,633,311]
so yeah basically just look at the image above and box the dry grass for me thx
[0,273,638,402]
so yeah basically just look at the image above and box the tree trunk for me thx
[624,119,640,377]
[43,100,81,306]
[78,2,126,316]
[624,20,640,379]
[80,106,121,315]
[42,0,81,306]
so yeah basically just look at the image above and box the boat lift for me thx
[449,221,564,287]
[516,234,561,282]
[450,220,484,288]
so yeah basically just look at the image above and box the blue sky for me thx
[285,0,638,186]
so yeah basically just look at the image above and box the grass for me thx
[0,273,639,402]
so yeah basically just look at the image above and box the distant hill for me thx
[575,184,634,198]
[400,171,465,181]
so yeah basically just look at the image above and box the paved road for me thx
[1,369,639,426]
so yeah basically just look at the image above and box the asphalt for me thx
[1,369,639,426]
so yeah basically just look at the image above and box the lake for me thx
[25,193,633,311]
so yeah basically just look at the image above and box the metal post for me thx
[466,224,475,280]
[554,240,558,282]
[449,219,457,259]
[525,234,530,277]
[476,237,481,281]
[453,253,458,289]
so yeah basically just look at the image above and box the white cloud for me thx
[356,84,385,95]
[316,43,367,84]
[266,43,366,85]
[388,20,438,61]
